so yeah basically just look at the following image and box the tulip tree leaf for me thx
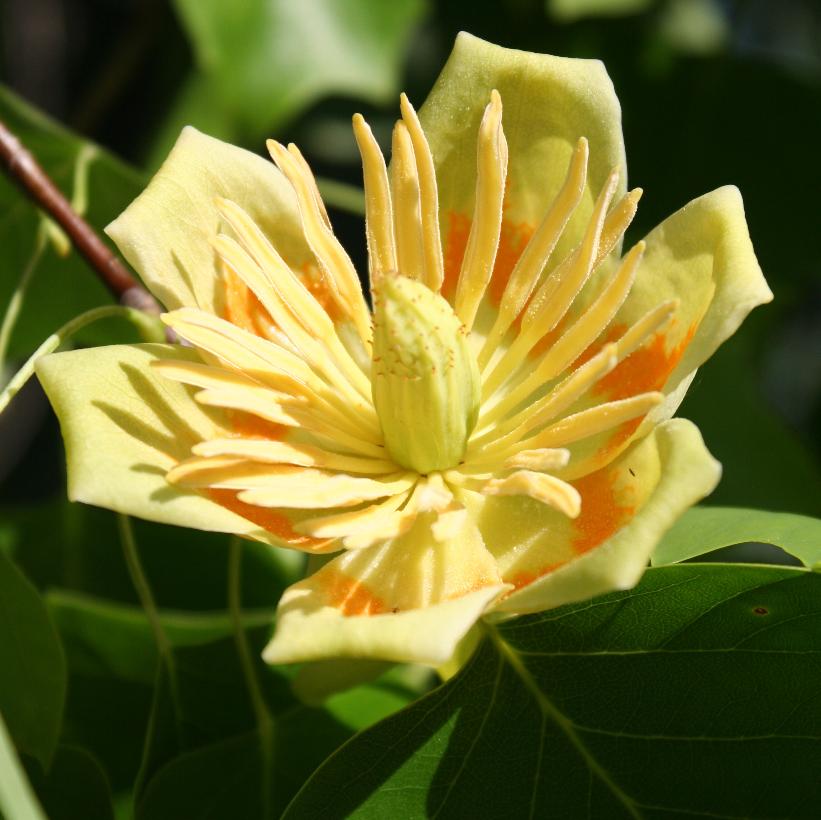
[0,550,66,768]
[46,589,276,685]
[134,625,416,820]
[0,85,144,358]
[168,0,426,142]
[285,564,821,819]
[652,506,821,568]
[23,745,114,820]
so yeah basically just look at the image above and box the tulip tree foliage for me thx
[1,27,821,820]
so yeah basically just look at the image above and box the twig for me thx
[0,117,160,312]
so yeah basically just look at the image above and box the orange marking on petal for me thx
[527,317,569,360]
[571,466,635,554]
[300,261,345,323]
[321,569,386,616]
[598,417,643,463]
[442,202,533,309]
[442,211,471,302]
[595,322,698,400]
[206,488,327,548]
[570,323,626,371]
[228,410,287,441]
[487,216,534,307]
[507,563,562,592]
[221,267,276,339]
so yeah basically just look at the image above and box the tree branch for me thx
[0,117,160,313]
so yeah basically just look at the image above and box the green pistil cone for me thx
[372,274,480,474]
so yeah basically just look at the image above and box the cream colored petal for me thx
[490,418,721,614]
[422,33,626,308]
[106,127,310,313]
[35,344,278,542]
[263,512,507,666]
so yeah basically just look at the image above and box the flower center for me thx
[371,273,480,474]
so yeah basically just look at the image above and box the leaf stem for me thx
[0,229,45,372]
[117,514,184,743]
[228,536,275,818]
[0,304,163,414]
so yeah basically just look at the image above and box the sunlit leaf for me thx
[652,506,821,567]
[168,0,426,142]
[285,565,821,819]
[0,551,65,768]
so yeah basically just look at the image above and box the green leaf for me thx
[169,0,426,139]
[24,746,114,820]
[285,565,821,819]
[134,621,419,819]
[8,502,299,611]
[653,506,821,567]
[0,711,46,820]
[0,551,66,768]
[0,85,145,358]
[137,731,265,820]
[547,0,653,23]
[46,589,276,684]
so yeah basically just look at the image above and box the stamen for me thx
[267,139,372,346]
[470,343,619,453]
[213,232,375,417]
[520,187,643,331]
[390,121,426,282]
[454,90,507,330]
[296,490,412,542]
[522,391,663,450]
[194,386,386,457]
[352,113,397,283]
[216,200,369,379]
[482,241,645,420]
[526,241,644,381]
[287,143,332,229]
[481,167,621,400]
[163,308,316,386]
[151,358,308,402]
[240,469,416,509]
[503,448,571,471]
[400,94,444,292]
[163,308,378,441]
[479,136,588,365]
[482,470,581,518]
[615,299,679,361]
[192,438,397,474]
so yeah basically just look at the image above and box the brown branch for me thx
[0,117,161,314]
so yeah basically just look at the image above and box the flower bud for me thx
[372,274,480,474]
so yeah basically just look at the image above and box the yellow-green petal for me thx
[489,418,721,614]
[35,343,279,541]
[420,32,626,302]
[106,127,311,314]
[638,186,772,412]
[263,512,506,666]
[548,186,771,480]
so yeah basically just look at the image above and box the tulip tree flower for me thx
[37,34,771,671]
